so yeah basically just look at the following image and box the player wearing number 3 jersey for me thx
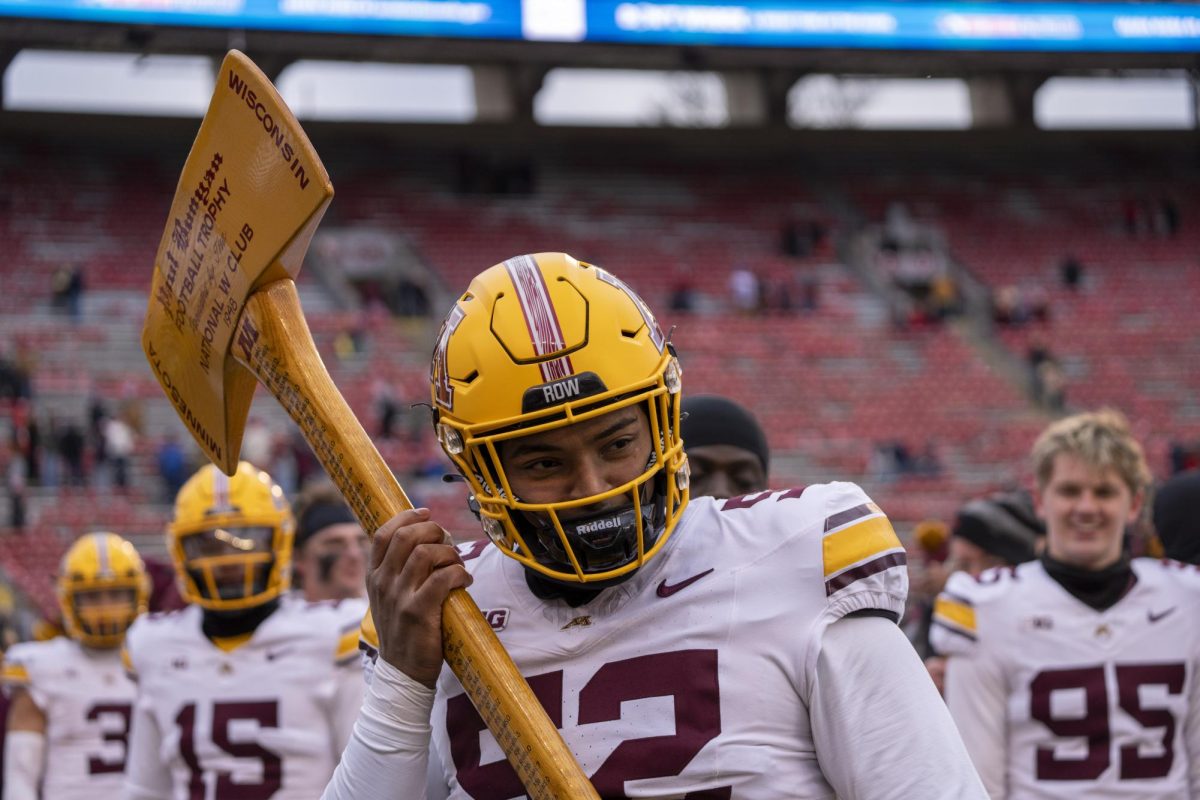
[323,253,986,799]
[122,462,366,800]
[3,532,148,800]
[932,410,1200,799]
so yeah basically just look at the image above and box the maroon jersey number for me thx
[448,649,727,799]
[1030,663,1186,782]
[85,702,133,774]
[176,700,283,799]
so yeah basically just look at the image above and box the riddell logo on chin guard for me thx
[576,518,621,535]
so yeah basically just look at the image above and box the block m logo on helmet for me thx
[432,304,466,411]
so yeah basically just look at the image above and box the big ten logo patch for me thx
[482,608,510,632]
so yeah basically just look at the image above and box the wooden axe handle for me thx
[237,279,599,799]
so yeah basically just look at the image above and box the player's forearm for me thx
[322,658,438,800]
[812,615,989,799]
[3,731,45,800]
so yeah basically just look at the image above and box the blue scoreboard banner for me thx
[0,0,524,38]
[585,1,1200,51]
[1,0,1198,52]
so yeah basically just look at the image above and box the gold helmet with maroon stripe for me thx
[57,532,149,648]
[431,253,689,584]
[168,461,294,611]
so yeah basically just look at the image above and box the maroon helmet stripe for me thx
[505,256,573,382]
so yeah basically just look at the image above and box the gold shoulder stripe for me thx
[933,596,977,635]
[359,610,379,650]
[335,628,359,664]
[823,515,901,578]
[1,662,29,685]
[120,647,137,681]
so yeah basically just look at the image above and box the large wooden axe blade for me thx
[142,49,599,800]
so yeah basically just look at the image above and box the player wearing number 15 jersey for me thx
[932,410,1200,799]
[324,253,985,799]
[122,462,366,800]
[3,532,149,800]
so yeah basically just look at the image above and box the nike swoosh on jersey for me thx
[1148,607,1177,623]
[657,568,714,598]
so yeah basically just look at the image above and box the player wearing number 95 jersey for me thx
[932,409,1200,799]
[324,253,986,799]
[122,462,366,800]
[2,531,149,800]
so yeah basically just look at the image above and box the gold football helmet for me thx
[57,532,149,649]
[431,253,689,584]
[168,461,294,611]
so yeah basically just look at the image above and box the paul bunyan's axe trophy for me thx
[143,50,600,800]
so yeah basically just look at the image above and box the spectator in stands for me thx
[728,266,760,314]
[680,395,769,499]
[155,433,189,503]
[3,444,26,533]
[102,415,135,490]
[799,273,820,313]
[87,389,108,468]
[391,277,430,317]
[56,419,86,487]
[669,275,697,313]
[1037,358,1067,413]
[49,263,85,321]
[291,483,369,602]
[1059,253,1084,290]
[1153,469,1200,565]
[9,401,39,487]
[372,378,401,439]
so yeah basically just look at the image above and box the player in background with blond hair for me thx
[122,462,365,800]
[933,409,1200,798]
[2,532,149,800]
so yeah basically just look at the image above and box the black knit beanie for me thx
[953,490,1044,566]
[1154,470,1200,565]
[680,395,769,474]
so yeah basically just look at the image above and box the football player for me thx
[325,253,985,798]
[679,394,770,499]
[122,461,366,800]
[3,531,148,800]
[291,483,369,603]
[932,409,1200,798]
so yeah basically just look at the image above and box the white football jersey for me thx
[362,482,909,799]
[932,559,1200,799]
[123,596,366,800]
[1,636,137,798]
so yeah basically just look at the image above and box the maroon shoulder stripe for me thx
[932,618,977,642]
[825,551,907,596]
[941,590,975,607]
[823,502,876,533]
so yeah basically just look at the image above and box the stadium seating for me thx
[1,135,1195,617]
